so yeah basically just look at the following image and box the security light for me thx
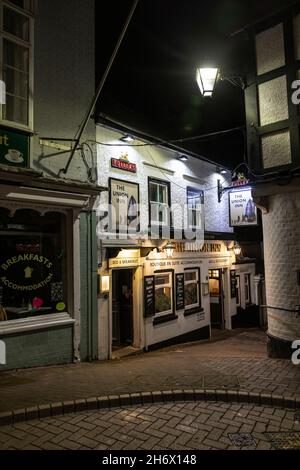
[120,134,134,143]
[178,154,188,162]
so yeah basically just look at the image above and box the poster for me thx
[229,188,257,227]
[109,178,140,233]
[144,276,155,317]
[176,273,185,311]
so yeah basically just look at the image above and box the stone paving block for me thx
[260,393,272,406]
[51,402,63,416]
[97,396,110,409]
[86,398,98,411]
[162,391,173,402]
[130,393,142,405]
[272,395,284,409]
[204,389,216,401]
[183,390,195,401]
[227,390,239,404]
[152,391,164,403]
[284,396,296,410]
[119,394,131,407]
[0,411,13,426]
[141,392,153,405]
[248,392,260,405]
[75,399,87,412]
[62,401,75,414]
[13,409,26,424]
[109,395,121,408]
[173,390,185,402]
[38,404,51,419]
[26,407,39,421]
[237,391,250,404]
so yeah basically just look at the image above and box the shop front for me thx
[0,171,104,370]
[98,240,250,359]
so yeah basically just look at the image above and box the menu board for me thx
[144,276,155,317]
[176,273,185,311]
[230,270,237,298]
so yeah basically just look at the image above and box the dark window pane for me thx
[3,39,29,72]
[4,6,29,41]
[0,210,68,322]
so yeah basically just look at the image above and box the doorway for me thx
[209,269,225,329]
[112,269,134,348]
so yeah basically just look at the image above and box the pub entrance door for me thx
[209,269,225,329]
[112,269,134,348]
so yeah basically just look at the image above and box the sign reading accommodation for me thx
[0,128,29,168]
[229,188,257,227]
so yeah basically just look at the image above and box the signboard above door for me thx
[0,127,29,168]
[111,153,137,173]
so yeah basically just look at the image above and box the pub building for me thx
[96,119,260,359]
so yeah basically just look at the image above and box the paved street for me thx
[0,329,299,413]
[0,401,299,450]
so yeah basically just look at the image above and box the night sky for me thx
[95,0,298,169]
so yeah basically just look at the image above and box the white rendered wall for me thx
[262,192,300,342]
[96,125,233,237]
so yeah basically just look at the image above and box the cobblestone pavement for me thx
[0,330,299,413]
[0,401,299,450]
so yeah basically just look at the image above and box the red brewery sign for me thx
[111,156,137,173]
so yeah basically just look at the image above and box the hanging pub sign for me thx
[109,177,140,233]
[229,188,258,227]
[0,127,29,168]
[111,153,137,173]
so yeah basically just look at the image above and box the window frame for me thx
[0,0,34,131]
[148,177,171,228]
[186,186,204,230]
[184,267,201,312]
[154,270,174,318]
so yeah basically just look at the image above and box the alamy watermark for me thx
[0,340,6,366]
[292,340,300,365]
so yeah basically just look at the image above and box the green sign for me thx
[0,128,29,168]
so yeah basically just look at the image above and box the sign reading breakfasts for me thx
[0,127,29,168]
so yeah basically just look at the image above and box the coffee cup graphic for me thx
[5,149,24,163]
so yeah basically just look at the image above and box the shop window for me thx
[0,0,33,128]
[244,274,251,304]
[184,268,200,310]
[149,178,170,227]
[236,275,240,307]
[187,187,204,229]
[154,271,173,317]
[0,208,68,322]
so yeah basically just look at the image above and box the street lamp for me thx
[196,67,219,97]
[233,242,242,257]
[164,242,175,259]
[196,67,245,97]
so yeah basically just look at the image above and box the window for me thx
[244,274,251,304]
[0,208,68,322]
[0,0,33,128]
[149,178,170,227]
[184,268,200,310]
[236,275,240,307]
[154,271,173,316]
[187,187,204,229]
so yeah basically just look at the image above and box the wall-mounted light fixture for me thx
[164,242,176,259]
[120,134,134,143]
[196,66,245,98]
[216,166,228,175]
[178,154,189,162]
[99,275,110,294]
[233,242,242,257]
[196,67,219,97]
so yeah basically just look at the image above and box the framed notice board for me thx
[144,276,155,317]
[230,270,237,298]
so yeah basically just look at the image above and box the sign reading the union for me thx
[0,128,29,168]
